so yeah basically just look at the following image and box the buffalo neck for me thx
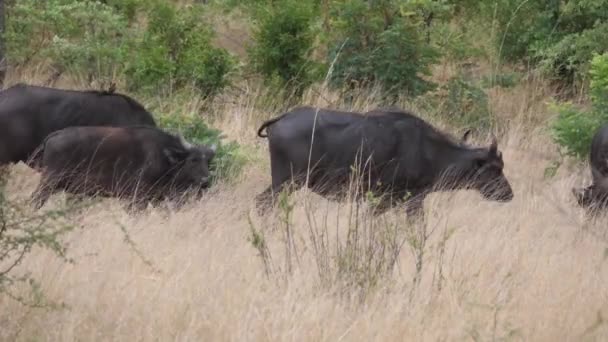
[426,139,485,186]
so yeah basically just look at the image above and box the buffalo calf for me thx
[31,126,216,210]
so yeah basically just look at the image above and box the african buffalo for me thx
[572,124,608,212]
[255,106,513,219]
[30,126,216,210]
[0,83,156,171]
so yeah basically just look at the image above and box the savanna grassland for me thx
[1,0,608,341]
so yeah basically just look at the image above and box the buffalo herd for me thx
[0,83,606,217]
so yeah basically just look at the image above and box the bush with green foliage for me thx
[126,1,234,97]
[552,53,608,159]
[423,74,492,131]
[5,0,131,83]
[469,0,608,84]
[248,0,323,98]
[103,0,143,23]
[158,113,247,183]
[327,0,441,99]
[431,21,485,63]
[5,0,233,98]
[535,21,608,85]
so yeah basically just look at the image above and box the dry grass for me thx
[1,74,608,342]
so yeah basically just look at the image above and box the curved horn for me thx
[461,129,472,144]
[489,135,498,155]
[179,135,193,149]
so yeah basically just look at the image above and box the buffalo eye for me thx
[474,157,486,169]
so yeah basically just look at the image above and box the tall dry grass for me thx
[1,72,608,342]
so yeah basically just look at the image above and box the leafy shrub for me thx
[103,0,143,23]
[327,0,440,99]
[481,72,521,88]
[158,113,247,183]
[590,52,608,108]
[248,0,323,97]
[487,0,554,62]
[550,103,601,159]
[552,53,608,159]
[424,74,492,132]
[126,1,234,97]
[483,0,608,83]
[535,22,608,84]
[5,0,131,82]
[432,22,485,63]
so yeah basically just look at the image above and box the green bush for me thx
[552,53,608,159]
[432,22,485,63]
[158,113,247,183]
[103,0,143,23]
[5,0,131,82]
[327,0,440,99]
[248,0,323,98]
[487,0,554,62]
[481,72,521,88]
[422,74,492,132]
[126,1,234,97]
[479,0,608,83]
[535,22,608,84]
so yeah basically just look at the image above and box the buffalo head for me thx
[164,139,217,191]
[572,167,608,211]
[453,136,514,202]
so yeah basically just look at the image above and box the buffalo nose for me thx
[200,177,210,187]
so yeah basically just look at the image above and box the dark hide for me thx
[30,126,215,211]
[0,83,156,170]
[256,106,513,219]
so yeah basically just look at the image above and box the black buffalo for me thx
[255,106,514,219]
[0,83,156,171]
[572,124,608,212]
[30,126,216,210]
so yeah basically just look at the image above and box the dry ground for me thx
[1,80,608,342]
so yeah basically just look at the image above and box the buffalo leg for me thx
[0,165,10,185]
[370,195,396,216]
[256,149,303,215]
[30,174,58,210]
[405,194,426,224]
[125,198,149,213]
[256,176,304,215]
[65,193,88,207]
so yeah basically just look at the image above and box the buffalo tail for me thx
[257,115,284,138]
